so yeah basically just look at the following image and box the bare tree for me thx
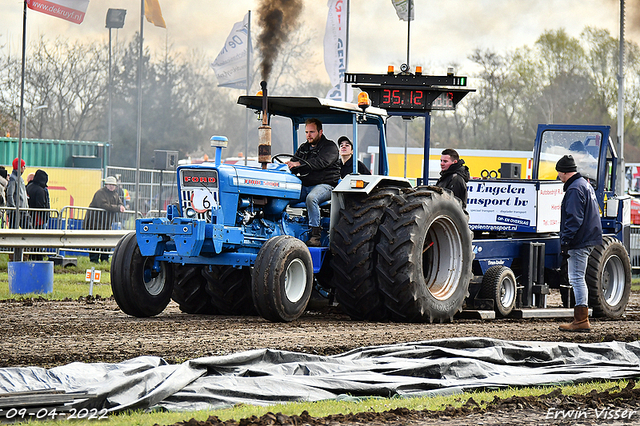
[0,36,108,141]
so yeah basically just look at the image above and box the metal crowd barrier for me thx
[0,206,139,257]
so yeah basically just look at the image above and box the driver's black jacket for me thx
[291,134,341,187]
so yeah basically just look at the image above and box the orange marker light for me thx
[415,66,423,75]
[358,92,371,109]
[387,65,394,74]
[350,180,366,189]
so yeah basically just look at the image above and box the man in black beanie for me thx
[556,155,602,332]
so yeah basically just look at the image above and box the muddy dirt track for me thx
[2,289,640,368]
[3,289,640,426]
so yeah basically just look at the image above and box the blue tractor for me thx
[110,92,475,322]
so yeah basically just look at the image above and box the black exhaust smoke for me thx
[257,0,303,82]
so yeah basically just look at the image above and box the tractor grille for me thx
[179,168,219,222]
[181,190,212,221]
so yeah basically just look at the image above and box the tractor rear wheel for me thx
[172,265,217,314]
[111,232,173,317]
[203,266,256,315]
[480,265,517,317]
[330,188,398,321]
[586,236,631,318]
[251,235,313,322]
[376,187,474,323]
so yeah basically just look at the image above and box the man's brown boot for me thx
[559,305,591,332]
[306,227,322,247]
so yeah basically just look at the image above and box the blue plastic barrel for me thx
[8,261,54,294]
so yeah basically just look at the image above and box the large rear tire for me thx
[376,187,474,323]
[480,265,517,317]
[111,232,173,317]
[251,235,313,322]
[586,236,631,318]
[172,265,217,314]
[330,188,398,321]
[203,266,256,315]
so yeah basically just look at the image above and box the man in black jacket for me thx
[286,118,340,246]
[26,169,50,228]
[27,169,50,260]
[435,148,470,208]
[556,155,602,332]
[85,176,125,262]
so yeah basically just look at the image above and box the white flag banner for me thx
[391,0,414,21]
[26,0,90,24]
[211,12,251,89]
[324,0,351,102]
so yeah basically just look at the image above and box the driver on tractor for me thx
[286,118,341,247]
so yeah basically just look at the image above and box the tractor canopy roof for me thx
[237,96,388,126]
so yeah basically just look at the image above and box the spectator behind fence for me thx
[0,166,7,228]
[27,169,50,228]
[0,166,8,207]
[6,158,32,229]
[27,169,50,260]
[85,176,125,263]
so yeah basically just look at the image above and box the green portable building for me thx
[0,137,109,169]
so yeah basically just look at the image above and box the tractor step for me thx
[510,308,592,319]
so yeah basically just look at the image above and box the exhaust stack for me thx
[258,80,271,169]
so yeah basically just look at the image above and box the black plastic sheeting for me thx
[1,338,640,413]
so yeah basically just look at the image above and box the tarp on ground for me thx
[1,338,640,413]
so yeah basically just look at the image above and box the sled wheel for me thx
[587,236,631,318]
[172,265,217,314]
[376,187,474,323]
[330,187,398,320]
[111,232,173,317]
[252,235,313,322]
[203,265,256,315]
[480,265,517,317]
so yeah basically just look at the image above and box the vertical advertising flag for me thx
[391,0,414,21]
[324,0,351,102]
[144,0,166,28]
[211,13,251,89]
[26,0,90,24]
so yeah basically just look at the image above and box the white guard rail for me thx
[0,206,139,256]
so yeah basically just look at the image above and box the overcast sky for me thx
[0,0,636,84]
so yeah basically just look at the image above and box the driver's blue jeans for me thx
[568,246,594,306]
[297,184,333,228]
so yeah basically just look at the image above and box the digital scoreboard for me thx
[344,72,474,113]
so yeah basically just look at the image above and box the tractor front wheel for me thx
[251,236,313,322]
[111,232,173,317]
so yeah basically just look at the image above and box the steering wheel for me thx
[271,154,312,176]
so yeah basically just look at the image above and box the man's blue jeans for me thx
[567,246,594,307]
[297,184,333,228]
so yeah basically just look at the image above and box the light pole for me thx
[105,9,127,164]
